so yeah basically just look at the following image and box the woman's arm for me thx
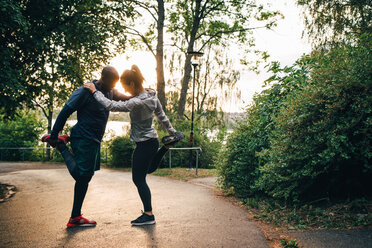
[84,82,139,112]
[154,98,176,134]
[113,89,132,101]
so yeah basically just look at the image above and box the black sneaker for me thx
[131,211,156,226]
[161,131,185,146]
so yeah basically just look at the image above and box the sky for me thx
[236,0,311,111]
[109,0,312,112]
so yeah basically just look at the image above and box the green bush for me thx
[259,35,372,202]
[217,56,313,199]
[218,34,372,204]
[109,136,135,167]
[0,111,45,161]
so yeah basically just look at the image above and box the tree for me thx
[1,0,131,158]
[297,0,372,45]
[0,0,37,116]
[195,45,240,113]
[122,0,168,110]
[168,0,281,118]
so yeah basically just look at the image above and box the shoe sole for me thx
[41,134,50,142]
[41,134,70,144]
[162,133,185,146]
[67,223,96,228]
[131,220,156,226]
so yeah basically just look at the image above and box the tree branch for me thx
[198,25,266,51]
[199,0,212,20]
[122,26,156,56]
[32,100,48,119]
[165,42,184,52]
[131,0,158,22]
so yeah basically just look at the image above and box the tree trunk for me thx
[156,0,167,111]
[176,0,202,118]
[177,55,193,118]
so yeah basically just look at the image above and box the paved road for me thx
[289,229,372,248]
[0,162,268,248]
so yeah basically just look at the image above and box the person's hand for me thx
[84,82,97,93]
[48,138,59,148]
[46,134,59,148]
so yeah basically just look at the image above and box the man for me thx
[42,66,130,227]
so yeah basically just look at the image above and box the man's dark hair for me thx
[101,66,119,81]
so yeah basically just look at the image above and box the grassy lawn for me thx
[239,197,372,230]
[152,168,218,181]
[102,164,218,181]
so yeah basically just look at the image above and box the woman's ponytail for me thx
[131,65,145,83]
[120,64,145,95]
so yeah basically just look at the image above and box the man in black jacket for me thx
[42,66,130,227]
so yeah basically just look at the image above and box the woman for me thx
[84,65,184,226]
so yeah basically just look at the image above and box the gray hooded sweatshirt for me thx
[93,89,176,142]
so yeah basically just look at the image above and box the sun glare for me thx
[109,51,157,95]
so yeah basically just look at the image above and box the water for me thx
[64,120,130,141]
[56,120,232,142]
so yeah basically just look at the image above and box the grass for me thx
[245,197,372,230]
[281,239,300,248]
[152,168,218,181]
[102,164,218,181]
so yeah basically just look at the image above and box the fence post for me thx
[196,149,199,176]
[169,149,172,169]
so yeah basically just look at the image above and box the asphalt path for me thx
[0,162,268,248]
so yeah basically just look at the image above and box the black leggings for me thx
[132,138,167,212]
[57,145,93,218]
[71,175,92,218]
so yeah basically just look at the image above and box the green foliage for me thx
[109,136,135,168]
[297,0,371,46]
[166,0,282,117]
[0,0,131,117]
[156,118,223,169]
[252,198,372,230]
[0,111,45,160]
[217,55,313,199]
[168,0,282,48]
[218,34,372,204]
[259,35,372,202]
[0,0,32,116]
[281,239,300,248]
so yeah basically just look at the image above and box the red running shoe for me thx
[67,215,97,228]
[41,134,70,147]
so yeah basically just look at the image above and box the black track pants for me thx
[132,138,167,212]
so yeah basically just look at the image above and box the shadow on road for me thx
[60,226,97,247]
[132,225,157,246]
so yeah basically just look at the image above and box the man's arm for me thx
[50,105,75,140]
[113,89,132,101]
[50,87,88,140]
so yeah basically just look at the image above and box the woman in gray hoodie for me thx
[84,65,184,226]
